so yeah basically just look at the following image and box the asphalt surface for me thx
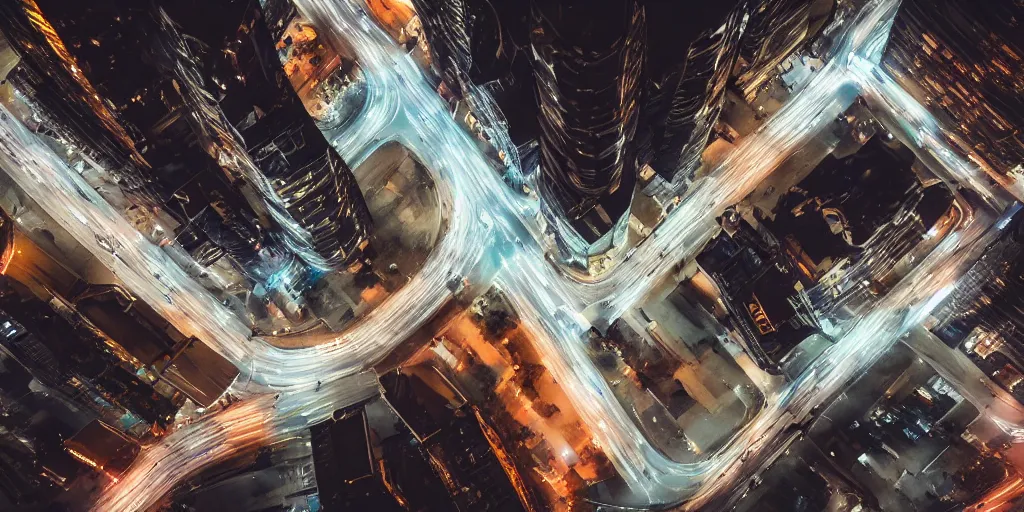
[0,0,1018,509]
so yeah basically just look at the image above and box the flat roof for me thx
[64,420,140,479]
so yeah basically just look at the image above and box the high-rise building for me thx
[734,0,835,102]
[411,0,474,98]
[642,0,747,182]
[0,0,266,269]
[933,209,1024,359]
[696,135,958,374]
[883,0,1024,183]
[0,0,373,273]
[412,0,537,188]
[412,0,756,260]
[408,0,528,103]
[531,0,646,257]
[158,0,374,270]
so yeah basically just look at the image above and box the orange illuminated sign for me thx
[746,294,775,335]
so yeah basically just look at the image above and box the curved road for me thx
[0,0,1019,509]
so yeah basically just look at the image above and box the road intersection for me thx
[0,0,1017,509]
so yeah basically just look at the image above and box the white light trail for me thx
[0,0,1019,509]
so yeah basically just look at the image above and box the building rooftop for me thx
[63,420,140,481]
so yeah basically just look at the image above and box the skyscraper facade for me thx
[0,0,373,274]
[883,0,1024,183]
[531,0,646,256]
[413,0,771,261]
[160,0,374,270]
[642,0,747,182]
[734,0,834,102]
